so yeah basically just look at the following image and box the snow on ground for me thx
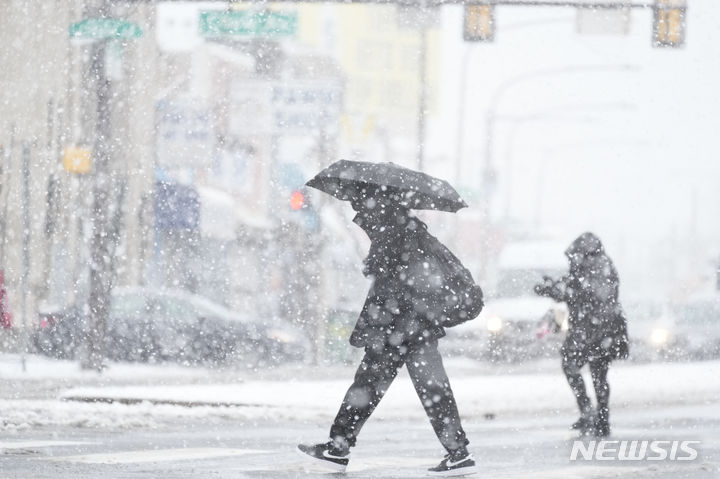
[58,360,720,419]
[0,354,230,384]
[1,353,719,432]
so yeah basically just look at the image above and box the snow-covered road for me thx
[1,354,719,477]
[0,403,718,479]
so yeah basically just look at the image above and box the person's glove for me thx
[533,275,556,297]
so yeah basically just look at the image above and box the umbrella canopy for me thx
[306,160,467,213]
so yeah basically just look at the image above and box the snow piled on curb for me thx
[60,360,720,415]
[2,357,719,432]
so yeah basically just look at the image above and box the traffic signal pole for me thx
[83,35,114,371]
[72,1,143,372]
[20,144,31,372]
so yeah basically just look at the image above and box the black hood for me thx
[351,196,411,241]
[565,232,604,261]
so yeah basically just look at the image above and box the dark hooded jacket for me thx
[348,209,479,350]
[537,232,629,360]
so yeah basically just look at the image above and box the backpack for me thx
[609,308,630,360]
[435,246,484,328]
[406,233,484,328]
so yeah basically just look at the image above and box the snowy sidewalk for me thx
[59,359,720,420]
[2,354,718,431]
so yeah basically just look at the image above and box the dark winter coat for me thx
[349,213,480,350]
[536,232,629,360]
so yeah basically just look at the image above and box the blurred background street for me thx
[2,0,719,369]
[1,0,720,477]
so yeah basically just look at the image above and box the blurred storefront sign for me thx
[229,82,274,136]
[272,81,343,134]
[156,97,213,180]
[229,79,342,136]
[154,181,200,232]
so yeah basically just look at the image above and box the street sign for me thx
[576,7,631,35]
[199,10,298,38]
[156,97,213,177]
[69,18,143,39]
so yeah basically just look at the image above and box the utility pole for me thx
[0,125,14,269]
[83,33,113,371]
[20,143,31,372]
[82,0,117,372]
[417,16,428,172]
[70,2,142,372]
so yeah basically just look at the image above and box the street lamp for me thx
[454,16,573,185]
[498,101,636,217]
[483,64,640,193]
[534,139,650,228]
[472,63,641,233]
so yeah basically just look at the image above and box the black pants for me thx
[329,338,469,453]
[561,342,611,424]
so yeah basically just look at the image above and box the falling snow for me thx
[0,1,719,478]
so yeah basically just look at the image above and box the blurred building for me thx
[0,1,442,339]
[152,4,348,327]
[293,3,441,166]
[0,0,158,327]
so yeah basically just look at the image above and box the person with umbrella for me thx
[298,160,483,476]
[533,232,629,437]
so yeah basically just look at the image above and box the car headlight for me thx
[555,310,569,332]
[650,328,670,346]
[486,316,503,333]
[268,329,295,344]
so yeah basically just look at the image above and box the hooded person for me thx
[298,187,483,477]
[534,232,629,437]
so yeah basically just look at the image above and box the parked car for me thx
[443,240,569,362]
[626,295,720,361]
[33,287,309,367]
[671,295,720,359]
[0,268,13,329]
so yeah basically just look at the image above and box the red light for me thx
[39,319,49,329]
[290,191,305,211]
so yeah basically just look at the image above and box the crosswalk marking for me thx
[348,456,431,471]
[44,447,269,464]
[500,465,653,479]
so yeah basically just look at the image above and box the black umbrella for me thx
[306,160,467,212]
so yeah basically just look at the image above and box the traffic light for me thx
[290,190,305,211]
[289,189,318,232]
[62,146,92,174]
[463,4,495,42]
[653,0,686,48]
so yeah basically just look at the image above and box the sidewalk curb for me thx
[61,396,276,409]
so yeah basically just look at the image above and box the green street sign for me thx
[199,10,297,38]
[69,18,143,40]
